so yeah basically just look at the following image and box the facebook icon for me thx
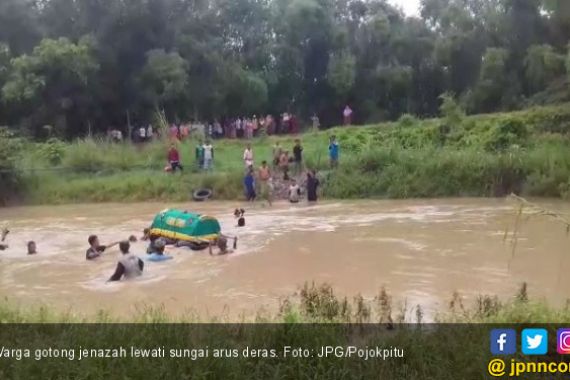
[490,329,517,355]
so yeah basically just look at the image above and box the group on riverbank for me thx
[164,134,339,204]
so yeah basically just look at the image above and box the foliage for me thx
[0,0,569,133]
[1,37,98,137]
[139,50,188,110]
[439,93,464,127]
[524,44,565,93]
[327,50,356,98]
[38,138,65,165]
[0,127,22,203]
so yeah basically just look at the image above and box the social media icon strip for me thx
[522,329,548,355]
[557,329,570,354]
[491,329,517,355]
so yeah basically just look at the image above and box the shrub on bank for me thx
[0,128,23,204]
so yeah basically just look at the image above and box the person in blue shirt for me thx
[329,135,339,168]
[244,168,256,202]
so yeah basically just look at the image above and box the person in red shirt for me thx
[168,143,183,173]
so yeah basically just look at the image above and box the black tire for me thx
[193,188,213,201]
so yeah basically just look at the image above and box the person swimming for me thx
[27,241,37,255]
[0,228,9,250]
[148,238,166,255]
[86,235,120,260]
[234,208,245,227]
[108,241,144,282]
[209,236,237,256]
[141,228,151,241]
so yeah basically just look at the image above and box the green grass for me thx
[8,103,570,204]
[0,283,566,379]
[0,282,564,324]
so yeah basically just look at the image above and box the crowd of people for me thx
[0,217,241,283]
[240,136,340,205]
[0,109,350,284]
[163,132,340,204]
[109,105,354,144]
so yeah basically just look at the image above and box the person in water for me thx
[306,170,320,202]
[0,228,9,250]
[209,236,237,256]
[288,179,301,203]
[141,228,151,241]
[108,241,144,282]
[149,238,167,255]
[234,208,245,227]
[27,241,37,255]
[86,235,120,260]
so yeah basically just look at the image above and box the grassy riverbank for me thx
[5,103,570,204]
[0,284,566,379]
[0,282,566,324]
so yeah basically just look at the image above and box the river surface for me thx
[0,199,569,321]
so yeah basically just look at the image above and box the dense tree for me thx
[2,37,98,136]
[0,0,569,137]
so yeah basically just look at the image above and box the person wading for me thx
[108,241,144,282]
[86,235,120,260]
[306,170,320,202]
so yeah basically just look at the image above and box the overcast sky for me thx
[389,0,421,16]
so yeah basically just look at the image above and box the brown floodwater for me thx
[0,198,569,321]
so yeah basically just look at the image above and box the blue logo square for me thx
[522,329,548,355]
[490,329,517,355]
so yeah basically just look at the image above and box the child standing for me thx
[328,136,339,169]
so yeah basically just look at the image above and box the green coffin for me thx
[150,209,221,242]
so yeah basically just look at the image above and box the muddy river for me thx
[0,199,569,320]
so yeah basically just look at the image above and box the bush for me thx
[0,128,24,203]
[397,113,418,128]
[62,139,108,173]
[483,119,529,152]
[39,138,66,165]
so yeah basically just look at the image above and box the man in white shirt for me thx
[203,141,214,170]
[243,143,254,168]
[288,179,301,203]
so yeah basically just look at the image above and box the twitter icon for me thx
[522,329,548,355]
